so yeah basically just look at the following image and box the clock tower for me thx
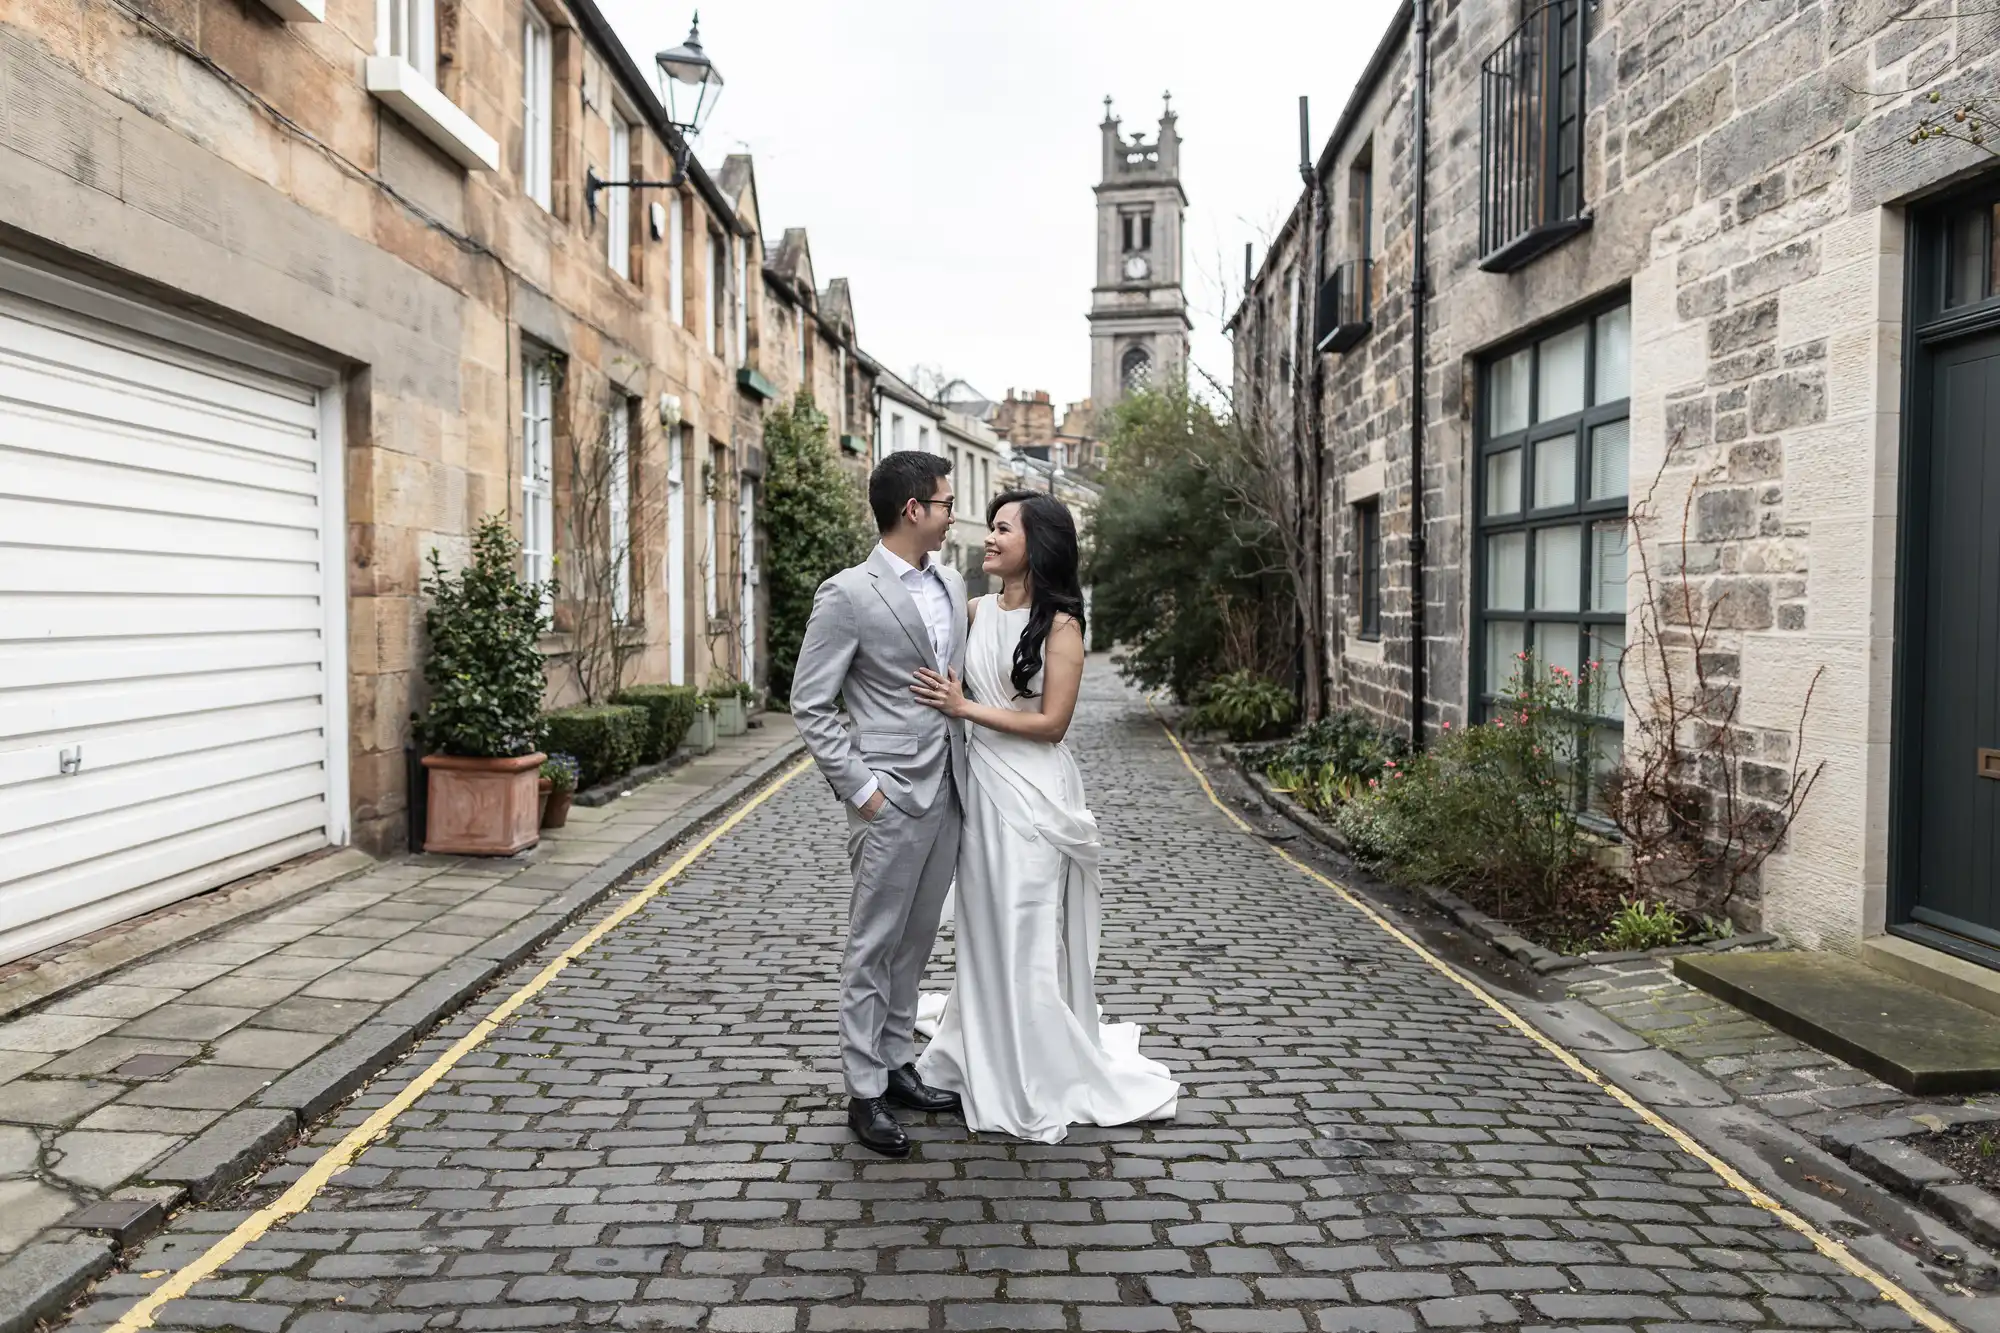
[1089,94,1191,419]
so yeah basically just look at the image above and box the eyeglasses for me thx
[915,497,957,517]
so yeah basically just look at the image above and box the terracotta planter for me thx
[542,787,572,829]
[423,752,545,855]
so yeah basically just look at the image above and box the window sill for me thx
[1478,215,1591,274]
[364,57,498,171]
[256,0,323,20]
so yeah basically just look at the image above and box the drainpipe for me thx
[1408,0,1431,750]
[1298,95,1327,722]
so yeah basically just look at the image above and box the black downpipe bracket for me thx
[1408,0,1430,750]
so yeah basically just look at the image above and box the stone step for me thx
[1862,932,2000,1022]
[1673,950,2000,1094]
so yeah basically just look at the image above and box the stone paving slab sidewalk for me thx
[0,718,804,1330]
[1564,955,2000,1272]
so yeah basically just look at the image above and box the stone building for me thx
[1231,0,2000,970]
[940,410,1009,595]
[992,389,1059,456]
[1090,97,1191,421]
[0,0,844,961]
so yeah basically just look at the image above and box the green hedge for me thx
[611,684,702,763]
[539,704,647,789]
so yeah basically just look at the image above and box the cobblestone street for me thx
[54,672,1972,1333]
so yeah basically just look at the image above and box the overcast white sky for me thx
[598,0,1407,408]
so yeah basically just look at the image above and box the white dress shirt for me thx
[852,544,953,810]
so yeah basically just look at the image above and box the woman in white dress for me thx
[908,490,1179,1144]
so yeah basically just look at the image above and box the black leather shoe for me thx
[886,1063,961,1114]
[847,1096,910,1157]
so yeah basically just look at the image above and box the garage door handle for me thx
[1981,749,2000,780]
[60,746,83,776]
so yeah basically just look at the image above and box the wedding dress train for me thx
[914,596,1178,1144]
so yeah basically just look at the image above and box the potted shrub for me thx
[687,697,717,754]
[708,680,749,737]
[414,515,553,855]
[540,753,579,829]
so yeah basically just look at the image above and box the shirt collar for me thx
[877,543,939,582]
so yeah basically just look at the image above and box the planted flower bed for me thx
[1236,657,1774,966]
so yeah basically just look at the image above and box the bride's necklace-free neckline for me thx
[995,591,1031,613]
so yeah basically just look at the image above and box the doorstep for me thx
[1864,932,2000,1023]
[0,718,802,1333]
[1674,950,2000,1095]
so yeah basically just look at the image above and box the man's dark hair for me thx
[867,451,953,534]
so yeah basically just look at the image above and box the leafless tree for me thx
[559,392,667,706]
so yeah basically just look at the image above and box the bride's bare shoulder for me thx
[968,594,982,624]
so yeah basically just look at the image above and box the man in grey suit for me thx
[791,451,969,1157]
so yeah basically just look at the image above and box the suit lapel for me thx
[868,546,934,665]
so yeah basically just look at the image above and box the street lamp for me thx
[585,12,724,222]
[657,13,724,139]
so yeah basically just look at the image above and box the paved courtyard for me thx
[55,674,1954,1332]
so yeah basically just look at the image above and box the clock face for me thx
[1123,254,1150,281]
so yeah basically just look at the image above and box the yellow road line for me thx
[106,755,815,1333]
[1153,715,1959,1333]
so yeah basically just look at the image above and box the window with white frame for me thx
[669,194,685,326]
[891,413,905,453]
[712,233,728,356]
[521,8,552,209]
[704,442,722,621]
[521,347,555,596]
[380,0,436,81]
[732,237,748,366]
[918,424,932,455]
[667,425,688,685]
[608,398,633,623]
[738,477,756,683]
[1477,299,1631,801]
[607,114,632,279]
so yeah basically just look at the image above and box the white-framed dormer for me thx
[365,0,499,171]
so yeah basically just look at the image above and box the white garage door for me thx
[0,277,344,966]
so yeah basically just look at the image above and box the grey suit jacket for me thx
[791,546,969,816]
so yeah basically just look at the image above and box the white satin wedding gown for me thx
[914,595,1179,1143]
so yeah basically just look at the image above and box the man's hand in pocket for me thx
[860,789,887,821]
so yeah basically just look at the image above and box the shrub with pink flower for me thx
[1334,655,1610,917]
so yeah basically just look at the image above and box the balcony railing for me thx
[1314,257,1372,354]
[1478,0,1590,272]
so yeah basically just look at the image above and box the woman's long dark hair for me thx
[986,489,1086,698]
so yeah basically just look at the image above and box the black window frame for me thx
[1477,0,1591,272]
[1357,498,1382,641]
[1473,293,1631,803]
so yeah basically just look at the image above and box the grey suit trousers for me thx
[841,755,961,1098]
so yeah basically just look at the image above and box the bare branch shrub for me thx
[1601,451,1827,922]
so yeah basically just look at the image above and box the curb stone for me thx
[1821,1105,2000,1253]
[147,1106,298,1202]
[0,1237,115,1333]
[0,735,806,1333]
[1224,745,1778,974]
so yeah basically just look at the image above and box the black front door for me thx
[1910,329,2000,944]
[1897,189,2000,962]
